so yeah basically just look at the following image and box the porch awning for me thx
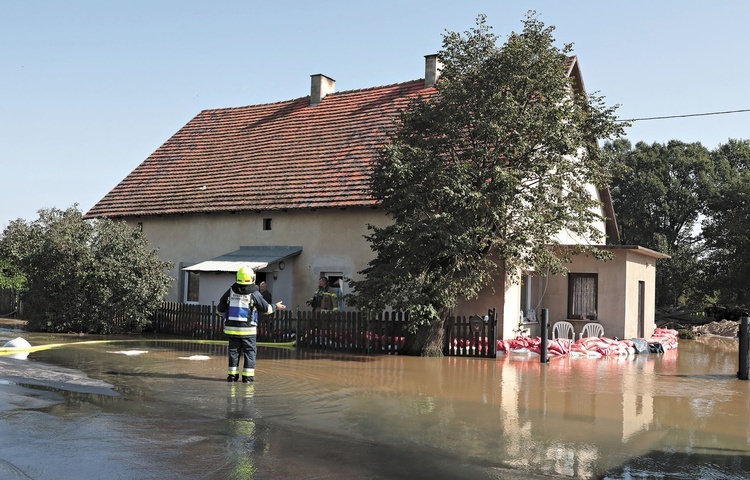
[182,246,302,273]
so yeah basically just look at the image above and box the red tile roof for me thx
[86,80,435,218]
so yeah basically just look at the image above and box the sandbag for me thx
[3,337,31,349]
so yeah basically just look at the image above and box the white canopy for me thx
[182,246,302,273]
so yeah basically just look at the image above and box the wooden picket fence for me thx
[0,289,498,357]
[149,302,498,357]
[151,302,220,338]
[292,310,409,354]
[444,311,498,357]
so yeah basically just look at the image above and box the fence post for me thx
[295,306,300,352]
[739,316,749,380]
[211,301,216,340]
[489,308,497,357]
[540,308,549,363]
[365,311,370,354]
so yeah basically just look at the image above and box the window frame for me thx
[323,272,345,310]
[567,273,598,320]
[184,271,200,305]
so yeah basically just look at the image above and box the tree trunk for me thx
[404,317,445,357]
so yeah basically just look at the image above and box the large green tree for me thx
[0,258,25,290]
[0,206,173,333]
[349,13,623,356]
[702,139,750,307]
[607,139,716,310]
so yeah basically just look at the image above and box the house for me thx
[85,54,667,341]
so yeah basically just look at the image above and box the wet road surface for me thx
[1,330,748,479]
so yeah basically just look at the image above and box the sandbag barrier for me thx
[497,327,679,357]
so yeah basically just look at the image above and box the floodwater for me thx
[1,330,749,480]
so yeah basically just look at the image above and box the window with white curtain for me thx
[567,273,598,319]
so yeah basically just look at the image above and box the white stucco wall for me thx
[125,208,389,311]
[553,183,608,245]
[520,247,660,341]
[121,201,660,343]
[623,250,658,339]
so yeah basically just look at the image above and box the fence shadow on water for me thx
[149,302,497,358]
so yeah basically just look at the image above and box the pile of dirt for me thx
[693,319,739,337]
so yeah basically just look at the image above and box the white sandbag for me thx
[3,337,31,349]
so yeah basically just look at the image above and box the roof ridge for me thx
[200,78,427,113]
[325,78,425,97]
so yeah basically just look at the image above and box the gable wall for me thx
[553,183,608,245]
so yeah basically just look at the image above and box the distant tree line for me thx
[608,138,750,316]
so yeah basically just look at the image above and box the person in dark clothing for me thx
[218,266,286,383]
[259,281,272,303]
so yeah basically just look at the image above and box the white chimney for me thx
[424,54,442,87]
[310,74,335,105]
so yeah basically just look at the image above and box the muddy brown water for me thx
[1,330,749,480]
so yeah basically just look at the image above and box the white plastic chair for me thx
[579,322,604,340]
[551,321,575,340]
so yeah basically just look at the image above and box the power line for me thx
[619,108,750,123]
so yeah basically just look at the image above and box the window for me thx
[263,218,272,230]
[567,273,598,319]
[323,272,345,310]
[324,273,344,287]
[185,271,200,304]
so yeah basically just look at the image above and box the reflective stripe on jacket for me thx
[219,282,276,337]
[310,286,338,311]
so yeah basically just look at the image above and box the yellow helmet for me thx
[236,266,255,285]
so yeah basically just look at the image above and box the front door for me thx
[637,281,645,338]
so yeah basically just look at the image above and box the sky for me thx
[2,1,749,230]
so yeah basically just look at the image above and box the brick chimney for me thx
[310,74,335,105]
[424,54,442,87]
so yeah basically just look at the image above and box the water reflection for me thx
[226,383,259,479]
[0,333,749,479]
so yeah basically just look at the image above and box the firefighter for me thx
[306,276,338,312]
[218,266,286,383]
